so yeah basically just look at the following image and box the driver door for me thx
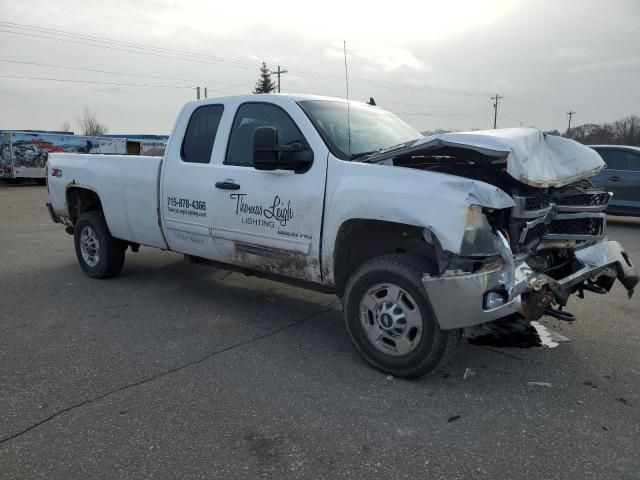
[209,101,328,282]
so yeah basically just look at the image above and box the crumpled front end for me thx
[423,237,638,330]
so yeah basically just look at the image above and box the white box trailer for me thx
[0,131,127,183]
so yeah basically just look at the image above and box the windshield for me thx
[298,100,422,159]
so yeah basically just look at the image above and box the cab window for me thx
[181,105,224,163]
[226,103,307,167]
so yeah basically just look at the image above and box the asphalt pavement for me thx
[1,182,639,479]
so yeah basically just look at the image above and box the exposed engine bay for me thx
[389,145,608,252]
[380,143,635,324]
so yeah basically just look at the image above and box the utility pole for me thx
[566,110,576,134]
[491,94,503,129]
[204,87,208,99]
[196,86,201,100]
[275,65,288,93]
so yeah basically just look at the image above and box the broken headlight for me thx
[460,205,500,256]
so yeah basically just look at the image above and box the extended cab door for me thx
[208,99,329,283]
[160,103,224,257]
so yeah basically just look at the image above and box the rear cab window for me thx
[181,105,225,163]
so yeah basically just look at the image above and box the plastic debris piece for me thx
[463,368,475,380]
[526,382,552,387]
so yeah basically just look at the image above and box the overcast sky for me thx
[0,0,638,135]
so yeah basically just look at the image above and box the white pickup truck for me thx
[46,94,638,378]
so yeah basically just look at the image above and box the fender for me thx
[321,158,514,285]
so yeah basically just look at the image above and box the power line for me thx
[0,74,238,95]
[0,20,579,128]
[0,58,254,88]
[380,99,489,112]
[0,73,493,121]
[0,21,257,69]
[395,112,489,117]
[0,21,495,98]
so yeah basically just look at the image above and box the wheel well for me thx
[332,219,437,296]
[66,187,103,224]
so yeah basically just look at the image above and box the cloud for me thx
[553,48,593,61]
[324,43,428,72]
[568,57,640,73]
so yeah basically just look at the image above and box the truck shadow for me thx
[111,256,568,387]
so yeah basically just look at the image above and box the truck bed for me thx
[48,153,167,249]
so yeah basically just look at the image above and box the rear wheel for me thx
[343,254,460,378]
[74,211,125,278]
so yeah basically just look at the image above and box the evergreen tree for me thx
[253,62,276,94]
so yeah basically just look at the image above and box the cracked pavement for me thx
[1,183,639,479]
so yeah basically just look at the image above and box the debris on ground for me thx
[447,415,461,423]
[615,397,632,407]
[465,317,568,349]
[463,368,475,380]
[583,380,598,389]
[386,375,394,381]
[526,382,552,387]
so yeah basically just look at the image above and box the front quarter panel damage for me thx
[322,159,514,285]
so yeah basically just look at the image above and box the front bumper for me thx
[422,240,638,330]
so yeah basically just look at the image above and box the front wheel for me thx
[343,254,460,378]
[74,211,125,278]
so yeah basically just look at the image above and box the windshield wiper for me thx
[350,151,378,160]
[351,139,420,162]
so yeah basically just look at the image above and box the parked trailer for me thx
[104,134,169,157]
[0,131,127,183]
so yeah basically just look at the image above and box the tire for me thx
[343,254,460,378]
[74,211,125,278]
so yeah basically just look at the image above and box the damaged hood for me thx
[381,128,605,188]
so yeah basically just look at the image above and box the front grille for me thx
[551,185,610,212]
[512,195,552,219]
[524,196,548,211]
[555,192,608,208]
[523,222,547,245]
[544,214,605,240]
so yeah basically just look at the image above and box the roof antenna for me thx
[368,97,376,106]
[343,40,352,157]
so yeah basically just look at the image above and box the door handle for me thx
[609,176,622,182]
[215,181,240,190]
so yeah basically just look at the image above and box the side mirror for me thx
[252,126,313,173]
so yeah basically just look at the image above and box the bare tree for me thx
[565,116,640,146]
[612,115,640,145]
[60,121,72,133]
[78,108,109,136]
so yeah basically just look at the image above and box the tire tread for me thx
[343,254,460,378]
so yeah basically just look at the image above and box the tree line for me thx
[424,115,640,147]
[556,115,640,146]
